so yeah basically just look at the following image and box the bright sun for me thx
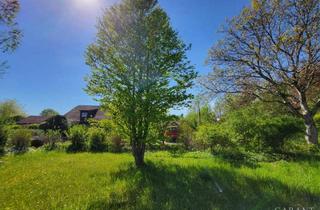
[72,0,101,10]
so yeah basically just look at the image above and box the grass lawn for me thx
[0,151,320,210]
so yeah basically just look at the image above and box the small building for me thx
[165,121,180,142]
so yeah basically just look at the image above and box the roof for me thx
[17,116,50,125]
[64,105,106,123]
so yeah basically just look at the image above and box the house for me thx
[64,105,106,124]
[17,116,50,126]
[17,105,106,126]
[164,121,180,142]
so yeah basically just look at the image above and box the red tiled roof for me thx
[17,116,50,125]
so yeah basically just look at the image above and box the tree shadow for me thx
[87,161,320,210]
[280,151,320,162]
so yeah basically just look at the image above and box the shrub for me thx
[194,123,232,151]
[54,141,71,152]
[163,142,186,154]
[43,130,61,151]
[0,123,7,155]
[28,129,45,148]
[89,119,113,133]
[28,124,40,130]
[178,120,194,150]
[88,128,107,152]
[40,115,68,132]
[10,129,32,152]
[109,136,123,153]
[224,105,303,152]
[67,125,88,152]
[255,116,303,151]
[31,137,44,148]
[315,113,320,128]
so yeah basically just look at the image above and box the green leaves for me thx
[0,0,21,75]
[85,0,197,149]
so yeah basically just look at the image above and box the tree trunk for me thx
[132,143,146,167]
[303,114,318,145]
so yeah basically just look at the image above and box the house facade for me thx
[17,105,106,126]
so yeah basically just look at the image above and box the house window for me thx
[81,112,88,118]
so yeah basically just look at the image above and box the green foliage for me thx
[315,113,320,128]
[42,141,71,153]
[0,0,21,74]
[162,142,186,155]
[194,123,231,151]
[0,100,25,123]
[0,122,7,155]
[39,115,68,132]
[177,120,194,150]
[85,0,197,166]
[225,105,304,151]
[185,103,216,129]
[89,119,125,139]
[27,124,40,130]
[43,130,61,151]
[89,119,113,133]
[67,125,88,152]
[109,136,124,153]
[40,108,59,117]
[9,129,32,152]
[88,128,107,152]
[203,0,320,144]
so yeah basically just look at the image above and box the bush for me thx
[54,141,72,152]
[67,125,88,152]
[43,130,61,151]
[255,116,303,151]
[88,128,107,152]
[177,120,194,150]
[194,123,232,151]
[0,123,7,155]
[109,136,124,153]
[163,142,186,154]
[31,137,44,148]
[28,124,40,130]
[315,113,320,128]
[224,105,303,152]
[10,129,32,153]
[40,115,68,132]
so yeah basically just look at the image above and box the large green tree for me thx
[201,0,320,144]
[0,99,25,122]
[40,108,59,117]
[0,0,21,75]
[85,0,197,166]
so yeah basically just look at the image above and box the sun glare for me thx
[72,0,101,10]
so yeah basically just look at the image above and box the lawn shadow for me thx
[87,161,320,210]
[280,151,320,162]
[211,150,261,169]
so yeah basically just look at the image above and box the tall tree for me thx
[201,0,320,144]
[85,0,197,166]
[0,0,21,75]
[40,108,59,117]
[0,99,25,122]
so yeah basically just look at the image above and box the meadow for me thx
[1,151,320,210]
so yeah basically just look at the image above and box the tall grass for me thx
[0,151,319,210]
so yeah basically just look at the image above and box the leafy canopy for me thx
[40,108,59,117]
[85,0,197,140]
[0,0,21,75]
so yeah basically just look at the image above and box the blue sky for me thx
[0,0,249,115]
